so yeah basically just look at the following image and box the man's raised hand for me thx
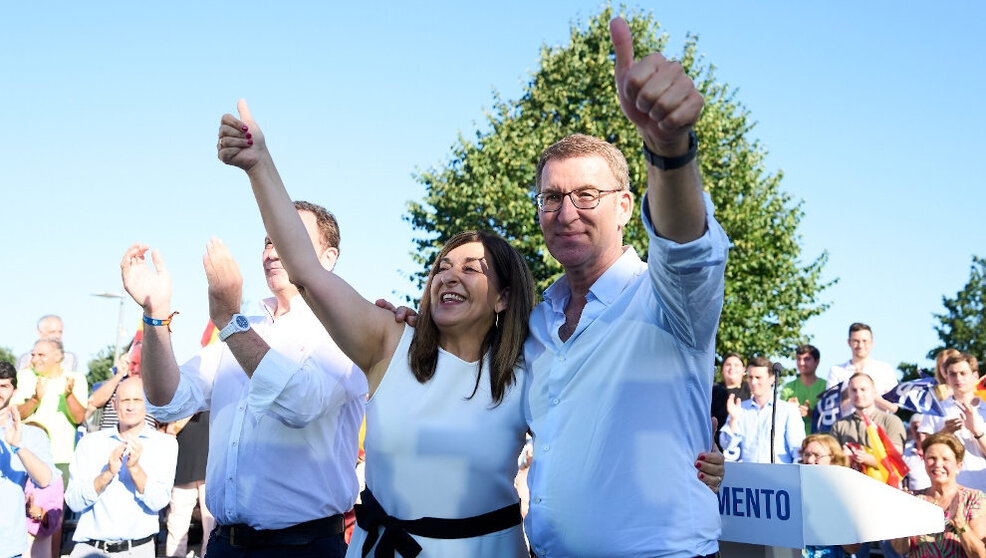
[121,243,172,315]
[610,17,703,155]
[203,237,243,327]
[218,99,266,171]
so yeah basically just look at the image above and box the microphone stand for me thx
[769,362,784,464]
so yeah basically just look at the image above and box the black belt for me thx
[85,534,155,553]
[215,514,345,548]
[355,487,522,557]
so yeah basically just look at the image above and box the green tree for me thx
[0,346,15,366]
[928,256,986,360]
[87,345,116,386]
[405,6,833,361]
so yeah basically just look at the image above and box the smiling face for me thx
[537,155,633,282]
[848,329,873,360]
[427,241,507,339]
[30,340,62,375]
[747,366,774,400]
[924,442,961,485]
[721,355,745,388]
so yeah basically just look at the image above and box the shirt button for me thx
[543,445,550,452]
[232,442,237,447]
[559,355,566,362]
[238,405,245,411]
[534,497,542,504]
[551,398,559,405]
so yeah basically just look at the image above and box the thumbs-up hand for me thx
[610,17,703,156]
[218,99,266,171]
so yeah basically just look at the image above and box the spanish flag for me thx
[857,413,910,487]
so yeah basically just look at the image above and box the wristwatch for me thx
[218,314,251,342]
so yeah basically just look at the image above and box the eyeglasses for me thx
[535,187,622,212]
[800,452,831,461]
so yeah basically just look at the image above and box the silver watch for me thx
[218,314,251,342]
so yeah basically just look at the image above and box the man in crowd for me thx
[1,361,57,558]
[827,323,900,417]
[66,377,176,557]
[522,17,728,556]
[781,344,826,435]
[831,373,906,468]
[17,314,80,372]
[719,357,805,463]
[919,353,986,491]
[120,200,367,558]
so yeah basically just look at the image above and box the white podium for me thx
[718,462,943,557]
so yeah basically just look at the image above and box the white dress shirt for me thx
[65,425,177,542]
[524,194,728,557]
[147,295,368,529]
[719,396,806,463]
[827,359,899,418]
[919,397,986,492]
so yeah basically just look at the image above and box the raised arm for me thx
[217,100,401,385]
[610,17,706,243]
[120,244,181,406]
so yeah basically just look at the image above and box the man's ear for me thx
[617,190,634,229]
[319,246,340,271]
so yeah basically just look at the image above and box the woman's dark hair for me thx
[408,230,535,405]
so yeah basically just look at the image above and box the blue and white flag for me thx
[813,384,842,433]
[882,377,945,417]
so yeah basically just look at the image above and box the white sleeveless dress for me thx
[347,325,528,557]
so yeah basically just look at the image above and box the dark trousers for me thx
[206,528,346,558]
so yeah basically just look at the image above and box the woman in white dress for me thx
[219,101,534,557]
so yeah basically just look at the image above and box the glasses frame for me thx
[535,187,624,212]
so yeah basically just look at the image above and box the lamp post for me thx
[91,291,127,366]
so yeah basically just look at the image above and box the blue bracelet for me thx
[142,311,179,332]
[11,445,21,454]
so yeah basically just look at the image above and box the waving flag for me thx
[852,413,909,487]
[813,384,842,433]
[883,377,945,417]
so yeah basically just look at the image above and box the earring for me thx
[495,312,500,329]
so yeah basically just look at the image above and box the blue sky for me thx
[2,2,983,375]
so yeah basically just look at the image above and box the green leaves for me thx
[929,256,986,360]
[405,6,832,362]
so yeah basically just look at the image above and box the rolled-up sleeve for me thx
[643,192,730,350]
[248,345,364,427]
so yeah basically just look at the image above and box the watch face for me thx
[235,315,249,329]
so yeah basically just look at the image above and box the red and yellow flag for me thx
[857,413,909,487]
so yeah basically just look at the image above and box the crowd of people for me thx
[717,326,986,557]
[2,14,983,558]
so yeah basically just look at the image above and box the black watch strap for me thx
[642,130,698,171]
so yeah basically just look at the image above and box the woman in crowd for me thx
[892,433,986,557]
[800,434,858,558]
[216,100,723,557]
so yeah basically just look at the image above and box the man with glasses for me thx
[523,17,729,557]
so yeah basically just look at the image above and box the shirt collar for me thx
[544,245,642,312]
[260,294,309,321]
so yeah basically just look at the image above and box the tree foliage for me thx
[928,256,986,360]
[405,6,833,361]
[87,345,116,387]
[0,346,14,366]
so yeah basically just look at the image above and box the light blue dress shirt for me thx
[65,426,177,542]
[1,424,58,558]
[147,296,368,529]
[524,194,729,557]
[719,396,806,463]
